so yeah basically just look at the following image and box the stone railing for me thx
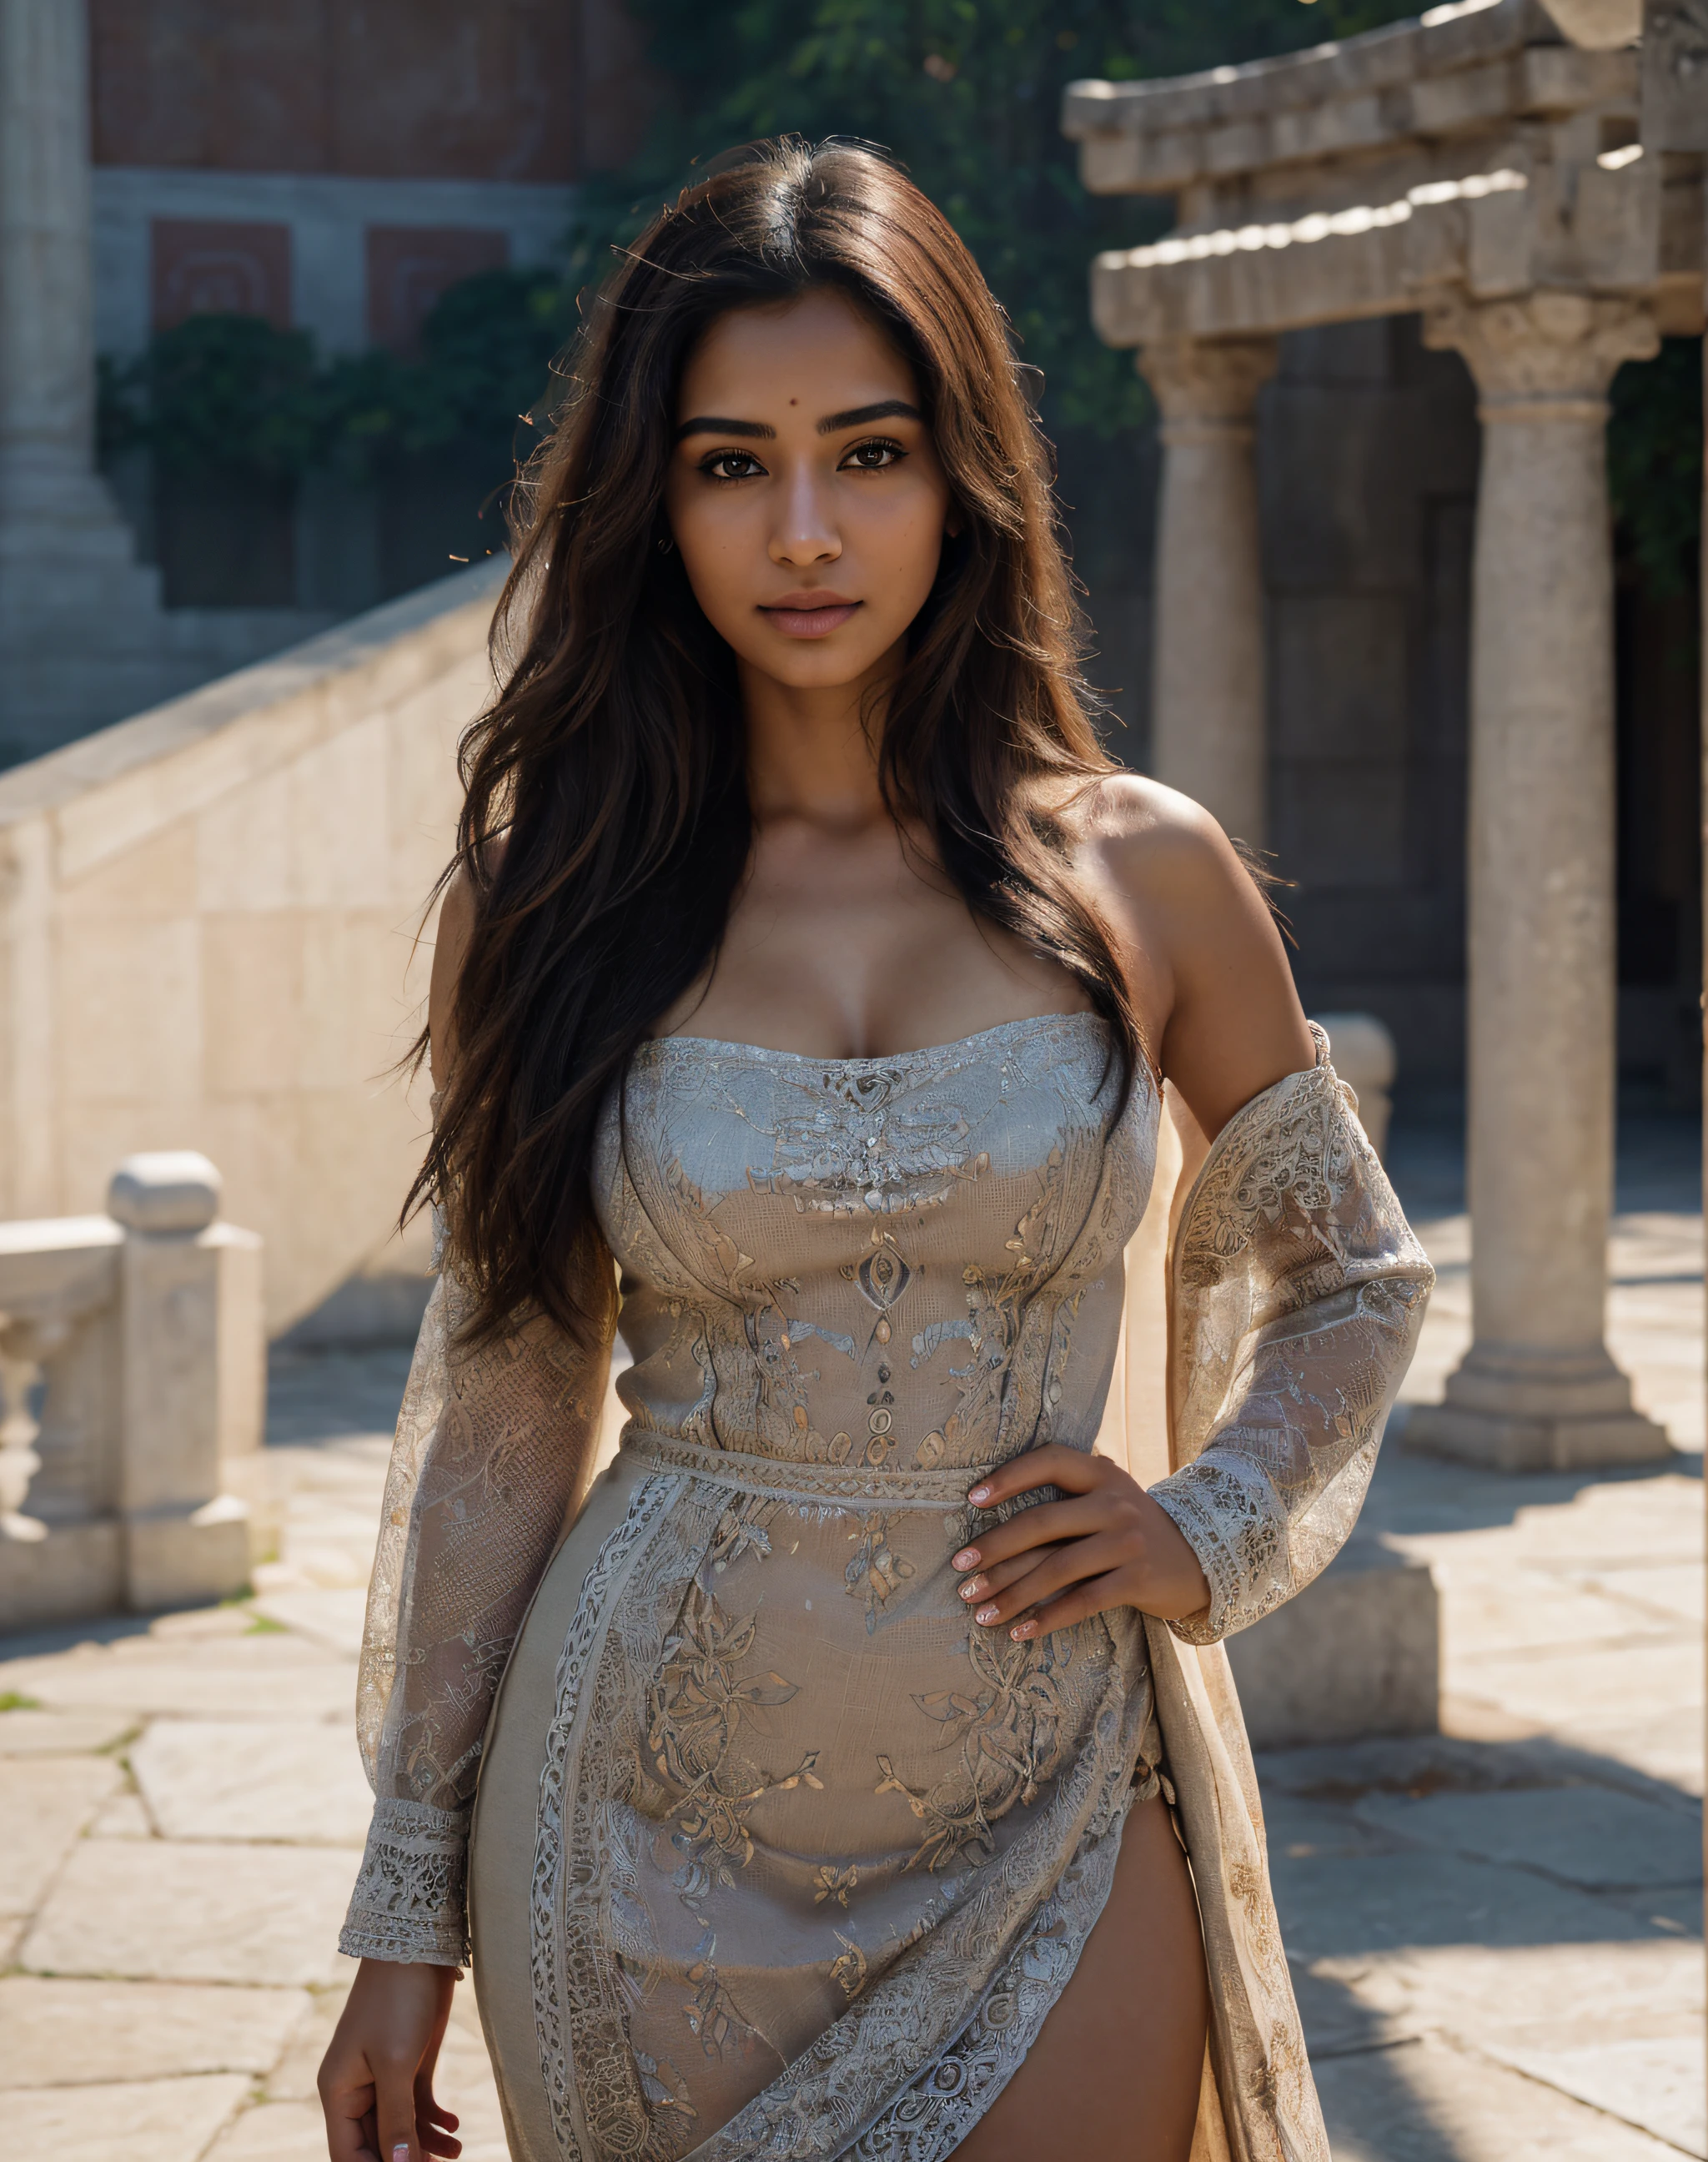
[0,556,504,1337]
[0,1152,262,1632]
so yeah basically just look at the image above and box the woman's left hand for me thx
[952,1446,1211,1641]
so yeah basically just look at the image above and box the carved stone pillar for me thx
[0,0,117,551]
[1138,336,1278,845]
[0,0,169,755]
[1409,291,1672,1471]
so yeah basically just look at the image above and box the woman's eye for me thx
[703,450,765,481]
[842,439,905,471]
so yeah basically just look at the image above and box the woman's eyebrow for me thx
[673,415,776,444]
[817,399,922,434]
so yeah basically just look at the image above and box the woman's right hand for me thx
[318,1957,462,2162]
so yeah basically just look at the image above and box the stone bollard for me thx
[0,1153,263,1628]
[1309,1012,1395,1159]
[107,1154,260,1611]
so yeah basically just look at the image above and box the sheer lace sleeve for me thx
[340,1221,614,1966]
[1148,1028,1433,1646]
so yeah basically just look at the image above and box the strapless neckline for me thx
[640,1006,1110,1073]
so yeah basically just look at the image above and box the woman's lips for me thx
[758,596,862,638]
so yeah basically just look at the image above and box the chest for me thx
[594,1018,1153,1304]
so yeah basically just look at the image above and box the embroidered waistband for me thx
[619,1428,997,1509]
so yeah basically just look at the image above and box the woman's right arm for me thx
[319,867,615,2162]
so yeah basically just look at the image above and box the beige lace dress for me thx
[341,1017,1432,2162]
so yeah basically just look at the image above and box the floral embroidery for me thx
[814,1863,859,1908]
[644,1577,823,1900]
[844,1513,917,1632]
[683,1925,745,2059]
[831,1929,869,2000]
[876,1625,1077,1872]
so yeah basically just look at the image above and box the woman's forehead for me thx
[677,291,916,415]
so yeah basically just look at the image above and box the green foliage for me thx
[1609,338,1704,601]
[100,269,575,483]
[101,314,320,478]
[0,1691,42,1712]
[579,0,1422,433]
[317,269,578,477]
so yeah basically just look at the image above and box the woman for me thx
[319,139,1431,2162]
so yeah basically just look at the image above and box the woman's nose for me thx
[769,465,841,568]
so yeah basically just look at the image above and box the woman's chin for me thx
[737,639,894,693]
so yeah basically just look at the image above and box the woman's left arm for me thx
[946,777,1431,1645]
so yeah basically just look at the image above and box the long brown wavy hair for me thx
[415,137,1140,1350]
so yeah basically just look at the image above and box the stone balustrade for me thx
[0,1151,261,1631]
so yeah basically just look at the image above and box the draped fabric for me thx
[342,1019,1431,2162]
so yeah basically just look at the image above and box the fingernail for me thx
[394,2146,412,2162]
[959,1576,985,1599]
[967,1486,990,1504]
[976,1604,998,1624]
[1011,1620,1037,1640]
[952,1549,978,1570]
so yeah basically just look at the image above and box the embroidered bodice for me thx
[594,1013,1153,1491]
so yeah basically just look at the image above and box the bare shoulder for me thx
[1071,772,1248,910]
[1061,772,1314,1135]
[1060,773,1268,963]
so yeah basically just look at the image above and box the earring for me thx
[656,533,674,555]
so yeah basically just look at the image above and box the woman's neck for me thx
[738,650,897,833]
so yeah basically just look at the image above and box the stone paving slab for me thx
[1554,1707,1708,1798]
[203,2099,326,2162]
[1258,1788,1414,1860]
[0,1755,121,1915]
[9,2070,253,2162]
[1349,1783,1704,1892]
[0,1975,309,2086]
[248,1586,369,1655]
[23,1838,359,1986]
[1571,1560,1706,1625]
[1430,1575,1686,1656]
[1480,2032,1705,2155]
[1304,1937,1705,2053]
[1315,2032,1689,2161]
[1447,1637,1704,1728]
[0,1637,356,1722]
[92,1789,155,1838]
[130,1717,373,1845]
[1270,1842,1680,1963]
[0,1707,136,1756]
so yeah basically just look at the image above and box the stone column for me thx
[1409,291,1671,1472]
[1138,335,1278,846]
[0,0,117,547]
[0,0,172,758]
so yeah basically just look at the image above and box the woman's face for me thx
[662,287,957,696]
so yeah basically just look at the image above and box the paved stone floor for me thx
[0,1114,1701,2160]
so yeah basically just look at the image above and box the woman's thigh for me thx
[947,1796,1208,2162]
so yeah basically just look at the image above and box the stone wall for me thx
[88,0,652,181]
[0,560,502,1334]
